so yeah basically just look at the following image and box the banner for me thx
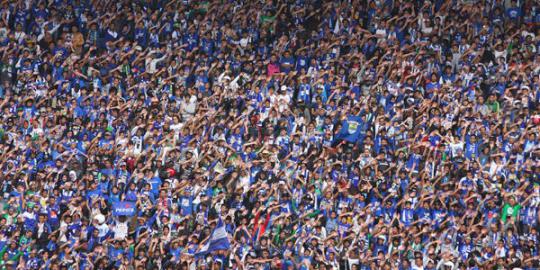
[112,201,136,216]
[337,116,363,143]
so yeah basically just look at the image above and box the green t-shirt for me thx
[501,203,521,223]
[487,101,500,113]
[198,2,209,12]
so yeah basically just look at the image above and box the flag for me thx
[195,218,231,257]
[252,212,270,243]
[336,116,363,143]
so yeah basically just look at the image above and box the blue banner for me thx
[337,116,363,142]
[112,201,136,216]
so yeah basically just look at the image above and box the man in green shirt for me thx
[501,196,521,224]
[487,93,500,114]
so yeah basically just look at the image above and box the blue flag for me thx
[195,218,231,257]
[337,116,363,142]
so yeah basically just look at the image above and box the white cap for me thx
[95,214,106,224]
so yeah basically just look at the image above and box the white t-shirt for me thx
[96,223,110,238]
[113,221,129,240]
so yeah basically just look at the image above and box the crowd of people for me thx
[0,0,539,269]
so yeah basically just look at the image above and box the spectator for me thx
[0,0,538,269]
